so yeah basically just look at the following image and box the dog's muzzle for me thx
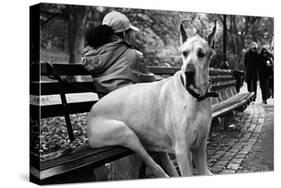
[180,71,219,102]
[184,63,196,86]
[185,70,195,86]
[185,63,195,71]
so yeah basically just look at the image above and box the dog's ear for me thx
[180,20,188,44]
[207,20,217,48]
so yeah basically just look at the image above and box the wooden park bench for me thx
[30,62,254,184]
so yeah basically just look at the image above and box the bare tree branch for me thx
[217,15,224,25]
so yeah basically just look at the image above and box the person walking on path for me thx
[259,46,273,104]
[82,11,156,97]
[244,42,260,101]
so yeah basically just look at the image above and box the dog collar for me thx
[186,86,219,102]
[180,74,219,102]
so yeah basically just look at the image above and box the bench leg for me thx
[209,118,220,141]
[107,154,144,180]
[94,165,108,181]
[139,161,147,178]
[214,117,225,131]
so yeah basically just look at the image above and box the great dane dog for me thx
[87,20,217,178]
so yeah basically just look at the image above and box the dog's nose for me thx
[185,63,195,72]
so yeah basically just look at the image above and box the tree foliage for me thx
[40,3,273,70]
[212,15,274,70]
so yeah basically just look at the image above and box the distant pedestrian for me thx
[259,46,273,104]
[244,42,259,101]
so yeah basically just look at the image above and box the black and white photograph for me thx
[28,1,275,186]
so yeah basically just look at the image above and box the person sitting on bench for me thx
[82,11,156,96]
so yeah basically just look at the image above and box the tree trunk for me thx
[67,6,88,81]
[223,15,227,64]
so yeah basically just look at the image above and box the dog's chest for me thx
[186,102,212,148]
[190,101,211,127]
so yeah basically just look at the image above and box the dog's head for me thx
[179,20,217,94]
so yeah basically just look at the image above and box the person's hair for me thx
[115,32,125,39]
[261,48,268,54]
[84,25,114,48]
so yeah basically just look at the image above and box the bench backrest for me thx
[30,63,98,119]
[31,63,242,143]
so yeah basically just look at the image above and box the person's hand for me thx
[266,60,271,66]
[136,51,143,59]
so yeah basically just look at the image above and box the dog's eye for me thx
[197,50,206,58]
[182,51,188,58]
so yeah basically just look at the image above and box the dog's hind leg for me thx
[158,152,179,177]
[123,131,169,178]
[87,118,169,178]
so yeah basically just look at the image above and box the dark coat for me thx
[244,49,260,76]
[259,49,273,80]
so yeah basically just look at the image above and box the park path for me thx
[207,82,274,174]
[238,104,273,173]
[238,82,273,172]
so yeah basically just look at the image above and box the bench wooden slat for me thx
[148,66,180,74]
[40,145,129,169]
[211,75,235,83]
[213,93,246,112]
[30,77,234,96]
[31,146,133,180]
[31,81,97,95]
[148,66,233,76]
[211,80,236,90]
[37,63,234,77]
[210,69,233,75]
[30,101,96,118]
[212,92,249,111]
[40,63,91,76]
[33,63,236,86]
[212,92,254,118]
